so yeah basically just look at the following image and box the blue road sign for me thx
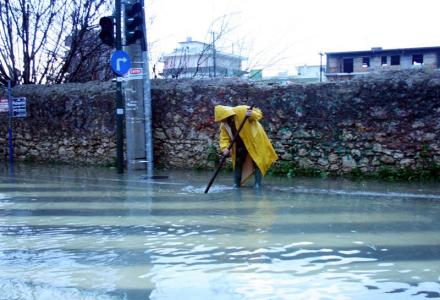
[110,50,131,76]
[0,97,27,117]
[12,97,27,117]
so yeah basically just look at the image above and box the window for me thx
[362,57,370,68]
[391,55,400,65]
[381,56,387,66]
[412,54,423,65]
[343,58,353,73]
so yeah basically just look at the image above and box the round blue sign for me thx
[110,50,132,76]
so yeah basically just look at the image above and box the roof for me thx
[326,46,440,57]
[178,40,209,47]
[161,39,247,60]
[161,51,245,61]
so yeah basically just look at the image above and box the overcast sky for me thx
[147,0,439,76]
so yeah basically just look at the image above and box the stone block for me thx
[342,155,356,170]
[298,158,314,168]
[358,158,369,167]
[328,153,339,163]
[318,158,329,166]
[422,133,436,142]
[380,155,395,165]
[297,148,308,156]
[373,143,382,152]
[351,149,361,158]
[393,152,404,159]
[400,158,415,167]
[329,164,340,171]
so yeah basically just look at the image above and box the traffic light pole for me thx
[115,0,124,174]
[123,0,147,172]
[140,0,154,177]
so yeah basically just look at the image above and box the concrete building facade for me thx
[326,46,440,81]
[160,38,245,79]
[296,65,326,82]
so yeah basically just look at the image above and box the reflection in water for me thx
[0,165,439,299]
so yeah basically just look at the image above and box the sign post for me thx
[110,39,131,174]
[1,91,27,174]
[114,0,125,174]
[7,81,13,174]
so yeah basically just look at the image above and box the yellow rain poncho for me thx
[214,105,278,183]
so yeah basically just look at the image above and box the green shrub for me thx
[206,145,220,165]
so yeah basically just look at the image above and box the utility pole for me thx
[212,31,216,77]
[319,52,324,83]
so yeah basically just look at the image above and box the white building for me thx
[160,38,245,79]
[296,65,326,82]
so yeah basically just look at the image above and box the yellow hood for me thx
[214,105,236,122]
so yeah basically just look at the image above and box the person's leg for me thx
[234,148,246,188]
[233,166,241,188]
[254,166,262,189]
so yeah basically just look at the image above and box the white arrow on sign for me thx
[116,57,128,71]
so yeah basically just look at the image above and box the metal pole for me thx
[212,31,216,77]
[319,52,323,83]
[140,0,153,176]
[115,0,124,173]
[7,80,13,173]
[123,0,145,172]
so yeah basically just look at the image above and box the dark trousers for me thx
[234,146,262,187]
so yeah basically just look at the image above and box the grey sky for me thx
[147,0,439,76]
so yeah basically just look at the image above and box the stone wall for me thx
[1,69,440,175]
[0,81,117,165]
[152,70,440,174]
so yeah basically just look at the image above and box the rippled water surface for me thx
[1,165,440,299]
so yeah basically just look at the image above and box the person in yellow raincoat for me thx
[214,105,278,188]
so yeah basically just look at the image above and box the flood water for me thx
[1,164,440,300]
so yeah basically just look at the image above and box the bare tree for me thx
[201,12,300,78]
[157,12,241,79]
[165,46,188,79]
[192,13,239,78]
[0,0,112,86]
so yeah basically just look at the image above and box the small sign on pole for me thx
[126,67,143,80]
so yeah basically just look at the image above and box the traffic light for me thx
[99,16,115,47]
[125,2,144,46]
